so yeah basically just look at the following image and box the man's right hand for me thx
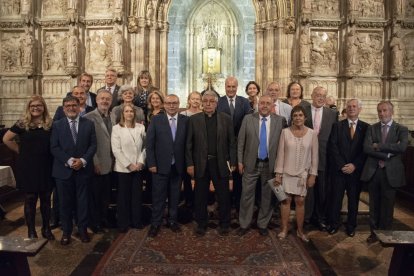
[148,166,157,173]
[187,166,194,178]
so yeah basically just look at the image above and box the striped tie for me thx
[70,120,77,144]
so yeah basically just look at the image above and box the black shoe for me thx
[218,227,230,236]
[50,221,61,230]
[28,230,38,239]
[90,225,104,234]
[195,226,206,237]
[60,234,71,245]
[118,227,128,233]
[258,228,269,236]
[318,222,328,232]
[79,231,90,243]
[132,224,144,230]
[148,225,160,238]
[346,228,355,237]
[168,222,181,233]
[41,228,55,240]
[366,233,378,244]
[327,226,339,235]
[237,227,249,236]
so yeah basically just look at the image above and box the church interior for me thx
[1,0,414,275]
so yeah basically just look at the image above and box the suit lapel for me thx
[253,113,260,140]
[268,115,278,152]
[386,122,396,143]
[63,118,76,146]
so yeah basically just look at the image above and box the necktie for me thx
[229,98,235,118]
[350,122,355,139]
[259,117,268,160]
[70,120,77,144]
[379,124,389,168]
[170,117,176,141]
[314,108,321,135]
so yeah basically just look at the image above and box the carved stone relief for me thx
[390,30,405,76]
[42,0,65,17]
[310,30,338,74]
[85,29,112,72]
[311,0,339,18]
[359,0,384,18]
[407,0,414,16]
[43,31,67,73]
[86,0,112,16]
[403,31,414,75]
[0,0,20,16]
[0,30,35,74]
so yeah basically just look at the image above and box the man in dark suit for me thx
[304,86,337,230]
[84,89,113,233]
[67,73,97,108]
[147,94,188,237]
[51,95,97,245]
[186,90,237,237]
[361,101,408,243]
[55,86,94,121]
[237,95,286,236]
[99,68,120,110]
[217,76,251,213]
[327,99,369,237]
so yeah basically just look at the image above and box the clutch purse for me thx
[267,178,287,202]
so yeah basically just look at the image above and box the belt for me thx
[207,155,217,160]
[257,158,269,162]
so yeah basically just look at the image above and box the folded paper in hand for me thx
[267,178,287,201]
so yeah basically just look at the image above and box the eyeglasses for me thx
[202,100,217,104]
[29,104,44,109]
[64,104,79,108]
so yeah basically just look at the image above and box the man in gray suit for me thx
[84,89,113,233]
[265,82,292,124]
[361,101,408,243]
[304,86,337,230]
[99,68,121,110]
[237,95,287,236]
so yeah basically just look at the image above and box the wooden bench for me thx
[0,236,47,276]
[375,230,414,276]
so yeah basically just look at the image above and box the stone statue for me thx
[112,26,123,65]
[68,0,78,23]
[299,26,311,66]
[394,0,403,17]
[146,1,154,20]
[113,0,123,22]
[21,0,31,15]
[68,0,77,10]
[67,27,79,66]
[346,27,359,69]
[22,28,34,66]
[390,31,405,74]
[302,0,311,12]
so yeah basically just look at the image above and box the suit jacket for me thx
[146,113,188,175]
[99,84,121,110]
[329,119,369,176]
[217,95,252,137]
[237,113,286,174]
[111,123,146,173]
[361,121,409,187]
[66,91,97,108]
[275,100,292,124]
[84,109,113,174]
[186,112,237,178]
[304,105,337,171]
[50,116,97,180]
[53,105,94,121]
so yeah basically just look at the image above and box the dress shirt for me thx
[226,96,236,106]
[86,92,93,107]
[167,113,178,128]
[311,105,324,131]
[106,85,116,94]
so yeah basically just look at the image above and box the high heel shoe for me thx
[296,231,309,242]
[277,231,288,240]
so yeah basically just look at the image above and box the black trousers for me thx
[194,158,230,228]
[305,170,330,224]
[117,171,143,229]
[89,173,111,228]
[24,191,52,231]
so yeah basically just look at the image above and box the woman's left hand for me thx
[307,175,316,188]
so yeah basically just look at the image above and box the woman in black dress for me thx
[2,95,55,240]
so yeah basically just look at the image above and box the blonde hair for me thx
[186,91,202,109]
[147,90,164,110]
[119,103,136,128]
[18,95,52,131]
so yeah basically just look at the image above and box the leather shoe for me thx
[148,225,160,238]
[90,225,104,234]
[258,228,269,236]
[28,231,38,239]
[79,231,90,243]
[41,228,55,240]
[366,233,378,244]
[318,222,328,231]
[237,227,249,236]
[50,222,60,230]
[346,228,355,237]
[132,223,144,230]
[168,222,181,233]
[218,227,230,236]
[195,226,206,237]
[327,226,339,235]
[60,234,71,245]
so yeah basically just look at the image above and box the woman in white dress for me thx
[274,105,318,242]
[111,103,146,233]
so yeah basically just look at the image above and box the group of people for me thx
[2,68,408,246]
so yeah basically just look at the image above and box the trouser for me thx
[117,171,143,229]
[24,191,52,233]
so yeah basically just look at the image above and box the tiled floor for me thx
[1,193,413,276]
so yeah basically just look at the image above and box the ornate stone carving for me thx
[20,0,32,24]
[0,22,24,28]
[390,30,405,77]
[42,0,65,17]
[67,0,78,23]
[38,20,68,27]
[146,1,154,20]
[407,0,414,17]
[112,25,123,66]
[284,17,295,34]
[311,20,341,27]
[85,30,111,72]
[403,32,414,74]
[113,0,123,22]
[298,25,311,75]
[86,0,111,16]
[1,32,23,73]
[0,0,20,16]
[66,27,79,67]
[355,21,387,28]
[127,16,139,33]
[359,0,384,18]
[43,32,67,72]
[84,19,114,26]
[310,30,338,75]
[312,0,340,18]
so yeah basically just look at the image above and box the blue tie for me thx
[259,117,267,160]
[170,117,176,141]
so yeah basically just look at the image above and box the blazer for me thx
[329,119,369,175]
[66,91,97,108]
[84,109,113,174]
[53,105,94,121]
[99,84,121,110]
[50,116,97,180]
[111,123,146,173]
[146,113,188,175]
[304,105,337,171]
[237,113,287,174]
[361,121,409,188]
[186,112,237,178]
[217,95,252,137]
[275,100,292,124]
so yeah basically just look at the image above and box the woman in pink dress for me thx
[274,105,318,242]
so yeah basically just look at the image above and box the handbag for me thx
[267,178,287,202]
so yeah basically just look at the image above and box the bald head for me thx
[225,76,238,98]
